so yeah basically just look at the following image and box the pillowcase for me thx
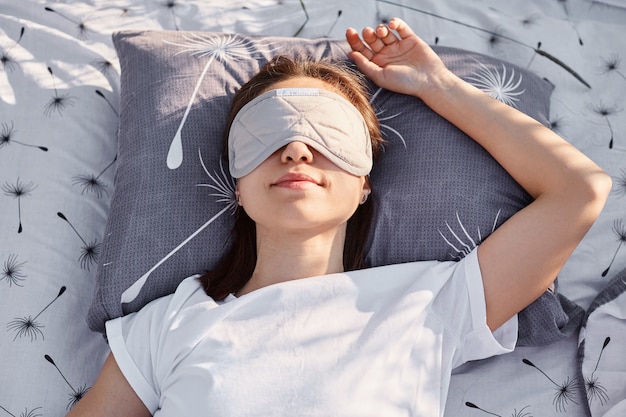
[91,29,576,346]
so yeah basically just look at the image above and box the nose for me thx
[280,141,314,165]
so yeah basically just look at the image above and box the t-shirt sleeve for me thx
[434,249,518,368]
[460,248,517,363]
[105,296,169,413]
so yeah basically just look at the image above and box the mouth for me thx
[272,172,321,189]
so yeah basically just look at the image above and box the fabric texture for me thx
[577,266,626,417]
[91,30,573,347]
[106,249,517,416]
[229,87,372,178]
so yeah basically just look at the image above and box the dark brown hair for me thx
[199,56,384,300]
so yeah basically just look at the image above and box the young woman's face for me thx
[235,77,370,237]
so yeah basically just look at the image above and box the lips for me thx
[272,172,320,189]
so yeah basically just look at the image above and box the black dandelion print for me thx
[376,1,590,88]
[523,358,579,412]
[613,169,626,199]
[57,212,101,270]
[520,13,540,27]
[44,7,90,40]
[599,53,626,81]
[0,121,48,152]
[2,178,37,233]
[94,89,119,117]
[72,154,117,198]
[92,59,114,76]
[292,0,310,37]
[324,9,342,37]
[43,66,77,117]
[1,254,26,287]
[7,286,66,342]
[485,26,509,51]
[0,405,42,417]
[159,0,182,30]
[590,101,623,149]
[0,26,25,73]
[549,114,567,135]
[557,0,583,45]
[45,355,90,410]
[585,336,610,406]
[602,218,626,277]
[465,401,532,417]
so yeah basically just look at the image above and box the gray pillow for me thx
[91,30,578,346]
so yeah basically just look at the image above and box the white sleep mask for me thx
[228,87,372,178]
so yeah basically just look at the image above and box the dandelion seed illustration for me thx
[613,169,626,199]
[590,101,622,149]
[523,358,579,412]
[94,89,119,117]
[467,61,525,107]
[598,53,626,81]
[1,254,26,287]
[57,212,101,270]
[44,7,90,40]
[439,210,502,260]
[159,0,182,30]
[196,149,237,214]
[2,178,37,233]
[466,401,533,417]
[485,25,508,50]
[549,114,566,135]
[465,401,502,416]
[369,88,405,148]
[557,0,583,45]
[293,0,310,37]
[72,155,117,198]
[44,355,90,410]
[520,13,540,27]
[92,58,114,76]
[376,0,591,88]
[377,109,405,146]
[121,150,236,305]
[602,219,626,277]
[0,121,48,152]
[0,405,42,417]
[585,336,610,405]
[43,66,77,117]
[164,34,277,170]
[7,286,66,342]
[324,9,342,37]
[20,408,43,417]
[0,26,25,73]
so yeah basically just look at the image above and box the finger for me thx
[345,27,376,60]
[361,26,386,53]
[347,50,383,82]
[387,17,415,39]
[375,24,399,45]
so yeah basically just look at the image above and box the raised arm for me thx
[346,18,611,330]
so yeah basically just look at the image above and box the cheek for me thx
[334,177,366,208]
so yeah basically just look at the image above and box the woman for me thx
[68,18,610,417]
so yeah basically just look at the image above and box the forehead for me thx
[265,76,343,97]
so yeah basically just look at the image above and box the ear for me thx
[360,177,372,204]
[235,183,242,206]
[362,176,372,195]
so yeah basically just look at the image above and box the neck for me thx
[236,225,346,296]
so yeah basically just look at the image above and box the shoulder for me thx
[354,250,477,293]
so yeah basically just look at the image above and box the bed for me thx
[1,0,625,416]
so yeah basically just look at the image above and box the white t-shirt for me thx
[106,249,517,417]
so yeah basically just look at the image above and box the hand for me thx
[345,18,449,98]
